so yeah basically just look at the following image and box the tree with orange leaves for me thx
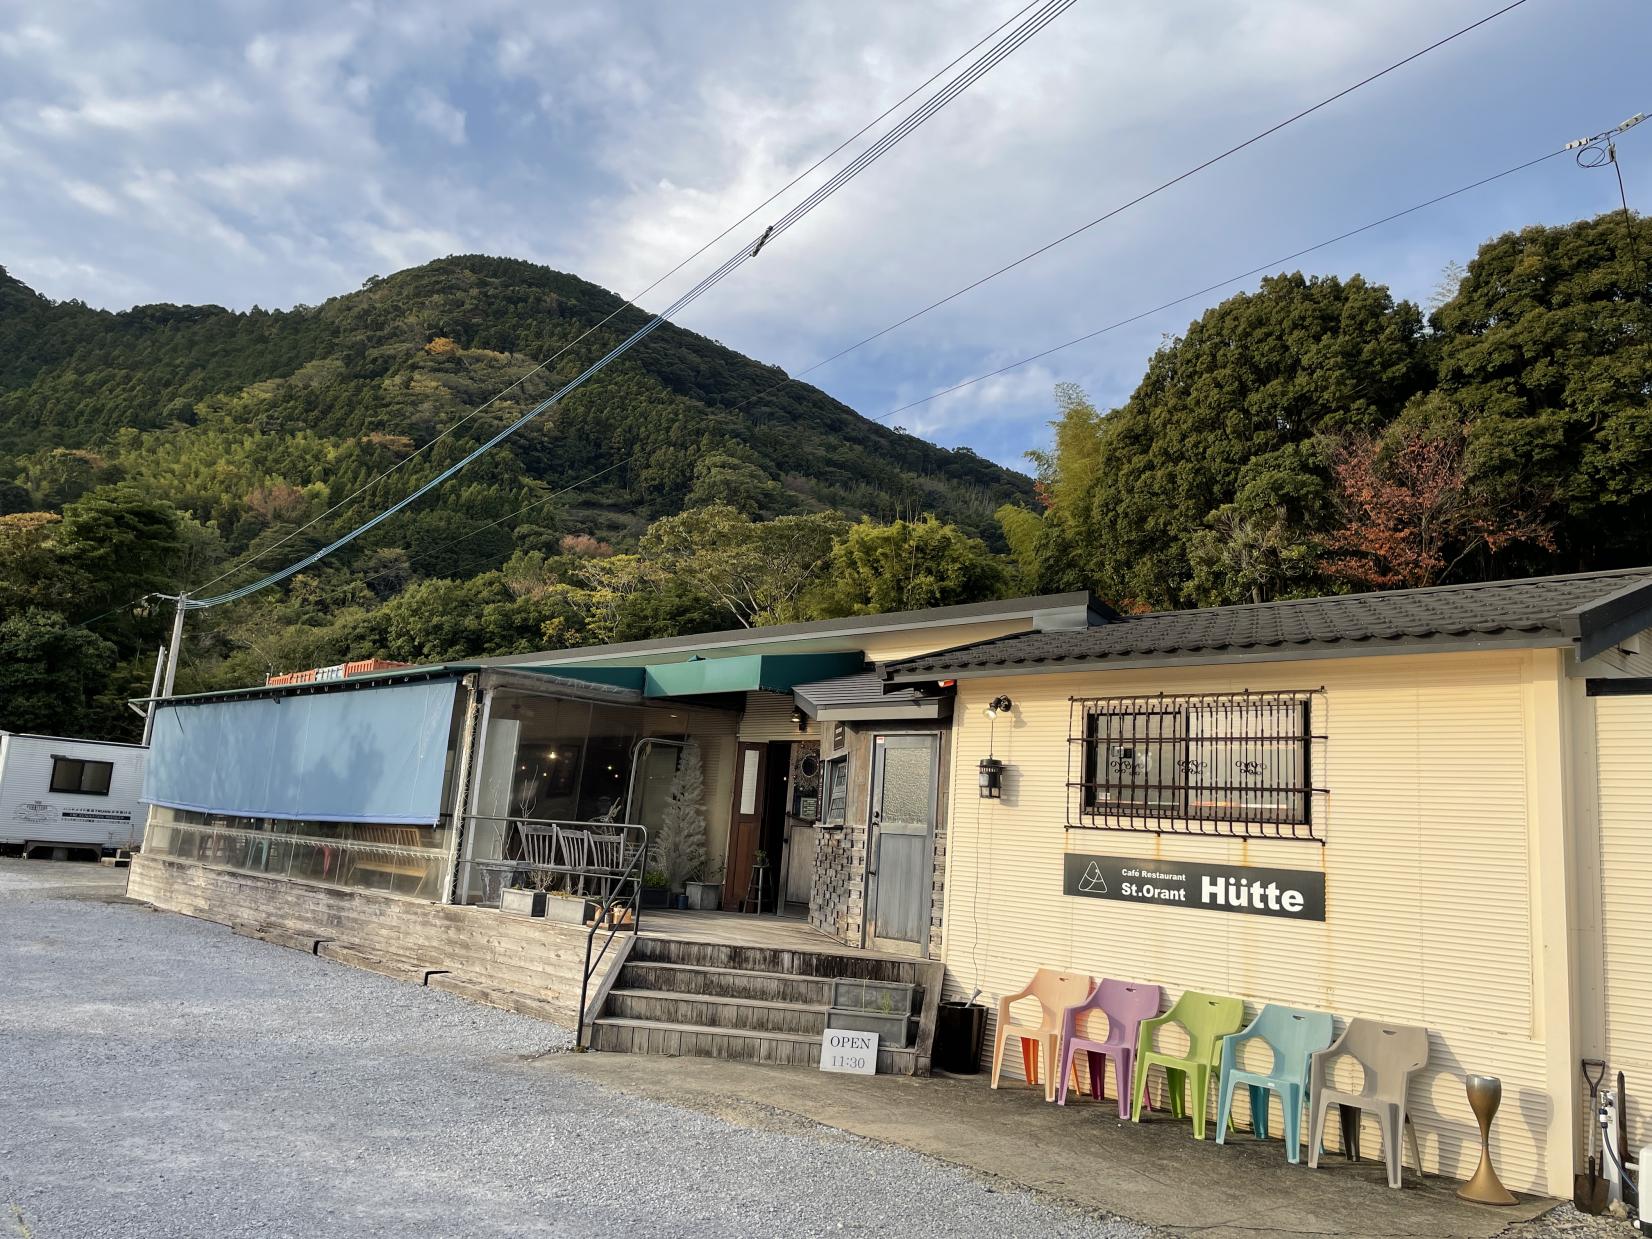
[1323,424,1553,590]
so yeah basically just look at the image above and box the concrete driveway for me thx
[0,860,1127,1238]
[1,861,1597,1238]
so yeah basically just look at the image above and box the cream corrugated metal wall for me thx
[739,691,818,741]
[940,650,1567,1194]
[1592,693,1652,1155]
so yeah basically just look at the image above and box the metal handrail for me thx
[576,823,648,1049]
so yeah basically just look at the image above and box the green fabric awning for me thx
[549,652,866,699]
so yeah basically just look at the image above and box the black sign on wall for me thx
[1062,853,1326,922]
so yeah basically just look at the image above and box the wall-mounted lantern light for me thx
[979,695,1012,798]
[790,706,807,732]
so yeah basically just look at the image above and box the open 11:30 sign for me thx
[1062,853,1326,922]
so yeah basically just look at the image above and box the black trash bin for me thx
[935,1000,987,1074]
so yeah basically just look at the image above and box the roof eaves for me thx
[882,629,1576,682]
[1569,576,1652,660]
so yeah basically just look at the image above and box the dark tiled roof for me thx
[885,568,1652,678]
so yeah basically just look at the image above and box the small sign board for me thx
[1063,853,1325,922]
[819,1028,879,1075]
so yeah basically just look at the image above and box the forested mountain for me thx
[0,256,1030,737]
[1,211,1647,742]
[0,256,1026,541]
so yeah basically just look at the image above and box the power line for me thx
[309,123,1640,602]
[182,0,1046,598]
[713,0,1535,422]
[185,0,1076,611]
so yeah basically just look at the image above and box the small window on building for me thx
[1069,691,1322,840]
[823,756,849,825]
[50,757,114,796]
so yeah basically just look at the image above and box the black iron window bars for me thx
[1067,690,1326,841]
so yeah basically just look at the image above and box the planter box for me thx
[827,1008,914,1049]
[499,888,546,917]
[641,886,671,910]
[831,978,918,1016]
[685,880,722,911]
[543,895,596,925]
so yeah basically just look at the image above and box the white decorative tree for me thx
[652,740,707,893]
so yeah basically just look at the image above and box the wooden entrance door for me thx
[864,733,940,955]
[722,742,767,911]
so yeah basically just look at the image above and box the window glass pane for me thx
[81,761,113,795]
[1088,711,1179,812]
[875,736,935,827]
[1185,700,1305,820]
[825,759,848,823]
[50,759,80,793]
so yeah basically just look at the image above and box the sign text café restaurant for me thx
[131,568,1652,1198]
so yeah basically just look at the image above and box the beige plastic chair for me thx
[990,968,1093,1101]
[1307,1017,1430,1188]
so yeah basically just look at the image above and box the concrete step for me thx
[589,1016,916,1073]
[604,988,829,1035]
[617,960,834,1006]
[629,934,917,983]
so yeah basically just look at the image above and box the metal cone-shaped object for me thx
[1458,1075,1518,1205]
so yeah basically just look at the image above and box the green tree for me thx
[810,515,1008,616]
[0,609,116,735]
[1432,213,1652,567]
[683,451,786,515]
[641,503,847,627]
[1084,274,1428,607]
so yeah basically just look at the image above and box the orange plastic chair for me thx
[990,968,1093,1101]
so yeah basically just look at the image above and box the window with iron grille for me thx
[1067,690,1325,840]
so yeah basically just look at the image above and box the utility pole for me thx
[140,641,167,746]
[153,592,190,712]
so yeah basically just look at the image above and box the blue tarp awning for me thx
[142,678,459,825]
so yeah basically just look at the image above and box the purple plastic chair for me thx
[1056,978,1164,1115]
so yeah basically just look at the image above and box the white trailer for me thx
[0,732,148,855]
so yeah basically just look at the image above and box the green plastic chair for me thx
[1131,990,1245,1140]
[1215,1003,1335,1162]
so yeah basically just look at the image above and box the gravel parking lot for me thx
[0,861,1137,1238]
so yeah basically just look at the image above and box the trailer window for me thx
[50,757,114,796]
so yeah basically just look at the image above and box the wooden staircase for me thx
[586,933,944,1075]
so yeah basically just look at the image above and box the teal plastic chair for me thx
[1131,990,1246,1140]
[1215,1003,1335,1163]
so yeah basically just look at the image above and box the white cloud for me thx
[0,0,1645,471]
[62,179,120,216]
[409,88,466,145]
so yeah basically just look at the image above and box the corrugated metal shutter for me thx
[1595,694,1652,1153]
[738,691,817,741]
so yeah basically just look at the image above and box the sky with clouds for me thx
[1,0,1648,472]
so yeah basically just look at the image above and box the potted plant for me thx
[685,868,722,911]
[641,868,671,910]
[542,890,596,925]
[499,885,546,917]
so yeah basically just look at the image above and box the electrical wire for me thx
[181,0,1045,598]
[184,0,1076,610]
[713,0,1536,422]
[294,125,1640,606]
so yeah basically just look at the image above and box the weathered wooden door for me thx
[864,733,940,955]
[722,741,767,911]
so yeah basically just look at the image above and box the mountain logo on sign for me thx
[1078,862,1108,894]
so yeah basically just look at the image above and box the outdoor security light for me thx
[982,694,1013,720]
[978,757,1005,799]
